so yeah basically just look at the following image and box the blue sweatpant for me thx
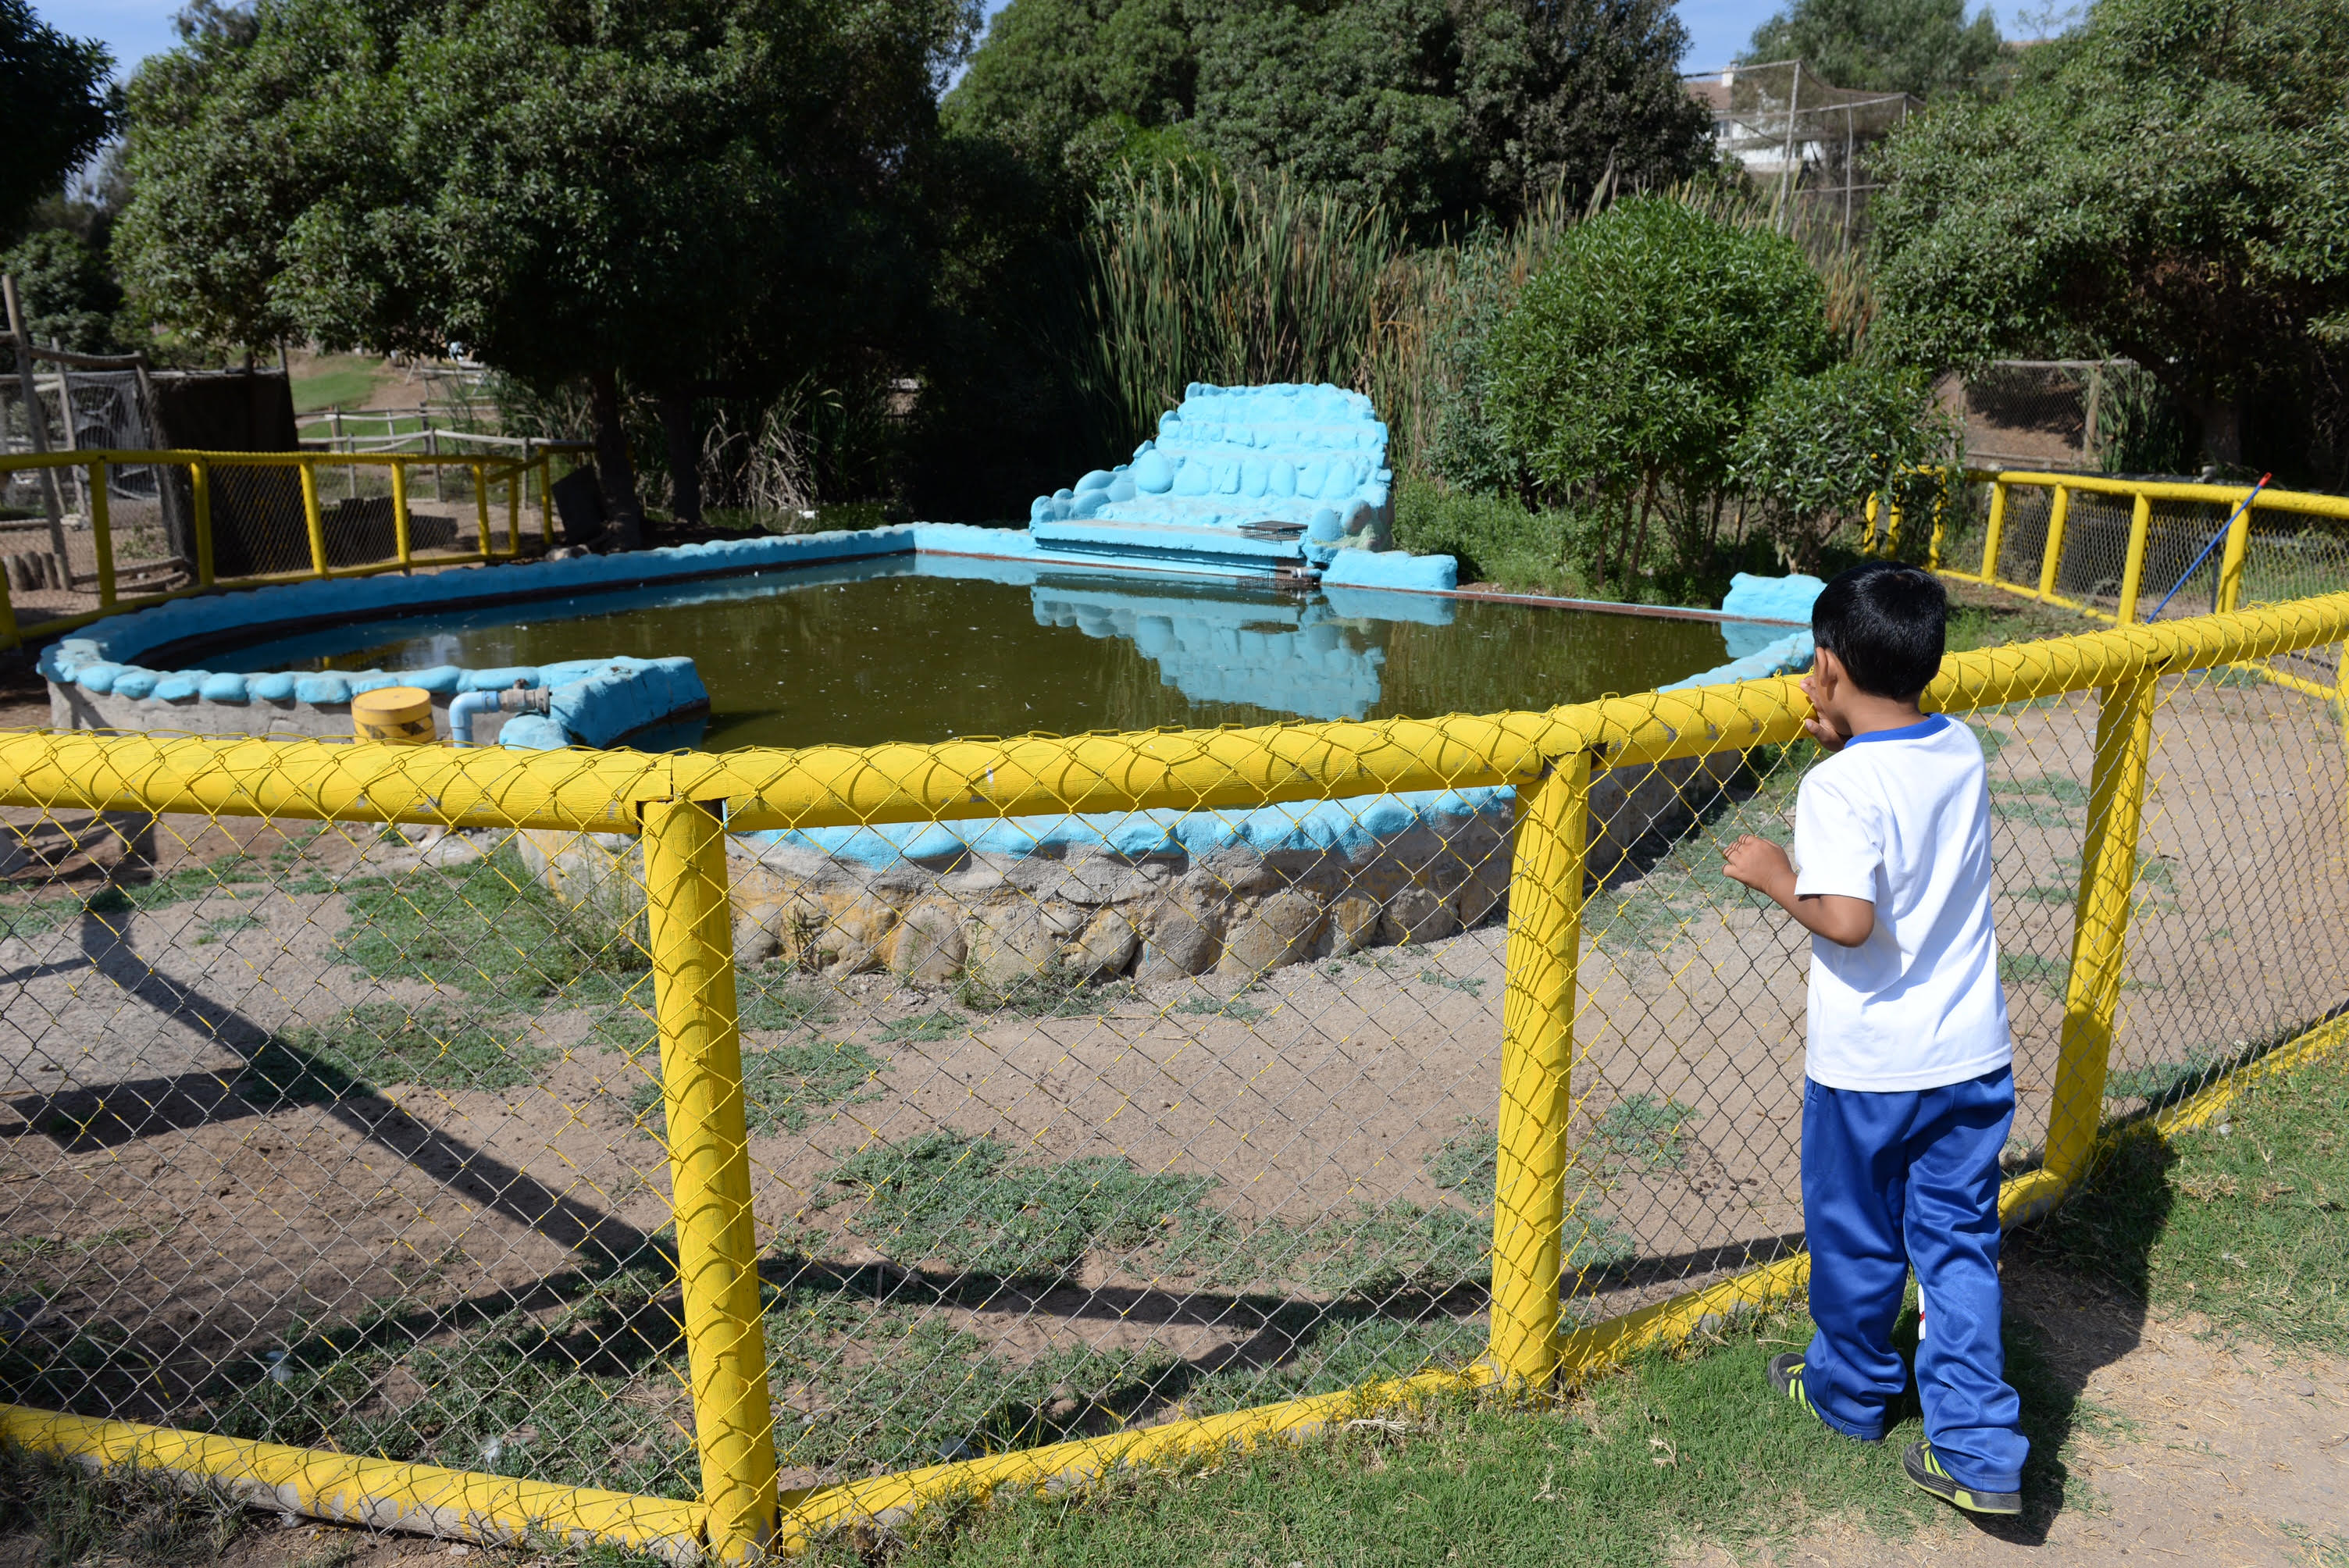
[1802,1067,2029,1492]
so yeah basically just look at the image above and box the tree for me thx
[1741,0,2004,99]
[118,0,977,538]
[1485,196,1831,589]
[0,228,125,353]
[0,0,117,237]
[945,0,1709,227]
[1870,0,2349,469]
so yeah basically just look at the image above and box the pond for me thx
[212,558,1735,750]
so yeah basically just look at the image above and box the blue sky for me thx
[52,0,2044,91]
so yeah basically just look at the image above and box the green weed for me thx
[0,861,268,941]
[337,850,645,1004]
[2000,952,2068,995]
[823,1133,1210,1280]
[1592,1092,1695,1172]
[954,970,1135,1017]
[1426,1122,1498,1195]
[0,1441,247,1568]
[1171,994,1267,1021]
[237,1003,556,1103]
[1417,969,1487,997]
[194,913,266,944]
[629,1039,888,1136]
[878,1009,971,1042]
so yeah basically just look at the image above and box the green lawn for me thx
[291,355,390,414]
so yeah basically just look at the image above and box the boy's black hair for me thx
[1812,561,1947,700]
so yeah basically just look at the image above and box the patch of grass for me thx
[1171,994,1267,1021]
[1426,1122,1498,1195]
[0,1441,248,1568]
[1592,1092,1695,1172]
[337,849,645,1004]
[2000,952,2067,996]
[2103,1042,2241,1104]
[823,1133,1210,1281]
[198,1266,698,1502]
[2019,1033,2349,1353]
[290,355,384,413]
[739,967,835,1032]
[236,1004,556,1104]
[1417,969,1487,997]
[954,969,1135,1017]
[878,1009,971,1042]
[630,1039,889,1136]
[0,860,268,941]
[194,912,266,945]
[797,1309,1969,1568]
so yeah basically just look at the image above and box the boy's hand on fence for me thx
[1798,669,1848,752]
[1720,834,1795,899]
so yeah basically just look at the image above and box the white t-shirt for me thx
[1791,713,2012,1091]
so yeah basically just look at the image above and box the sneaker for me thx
[1768,1352,1820,1419]
[1903,1441,2022,1516]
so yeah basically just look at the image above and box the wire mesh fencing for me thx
[2,588,2347,1556]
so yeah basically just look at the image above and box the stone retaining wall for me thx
[515,751,1743,986]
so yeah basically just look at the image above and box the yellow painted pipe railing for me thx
[0,444,587,647]
[2,589,2348,1556]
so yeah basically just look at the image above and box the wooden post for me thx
[2,275,70,583]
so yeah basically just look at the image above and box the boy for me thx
[1721,561,2029,1515]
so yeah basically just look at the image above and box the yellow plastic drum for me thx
[351,686,437,746]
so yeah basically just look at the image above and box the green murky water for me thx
[215,560,1733,750]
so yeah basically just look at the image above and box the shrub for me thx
[1485,197,1830,502]
[1730,360,1959,570]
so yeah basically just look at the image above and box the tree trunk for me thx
[1625,473,1656,590]
[2189,395,2244,469]
[588,367,645,551]
[658,387,701,528]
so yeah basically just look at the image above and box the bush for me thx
[1730,360,1960,570]
[1485,197,1830,501]
[1392,474,1599,593]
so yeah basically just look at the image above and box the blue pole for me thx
[2145,474,2272,623]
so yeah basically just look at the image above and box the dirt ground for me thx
[0,657,2344,1495]
[1681,1264,2349,1568]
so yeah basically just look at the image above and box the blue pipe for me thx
[2145,473,2272,623]
[448,689,500,747]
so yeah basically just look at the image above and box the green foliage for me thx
[1742,0,2007,98]
[0,1442,245,1568]
[1592,1092,1695,1172]
[825,1133,1214,1280]
[1870,0,2349,476]
[1424,1123,1498,1194]
[946,0,1707,228]
[2092,363,2195,476]
[0,228,124,352]
[1392,476,1590,593]
[1730,358,1960,568]
[0,2,116,237]
[1488,197,1832,503]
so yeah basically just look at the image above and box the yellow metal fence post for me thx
[192,461,215,587]
[2042,665,2161,1192]
[298,461,329,578]
[2116,493,2153,624]
[1488,750,1594,1390]
[1927,481,1948,573]
[391,458,413,569]
[87,461,114,609]
[642,798,778,1562]
[2215,490,2257,613]
[2037,484,2070,602]
[504,465,519,559]
[474,462,491,563]
[540,453,554,552]
[1980,479,2008,585]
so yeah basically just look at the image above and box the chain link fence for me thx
[2,571,2347,1554]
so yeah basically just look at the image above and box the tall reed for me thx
[1078,169,1402,451]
